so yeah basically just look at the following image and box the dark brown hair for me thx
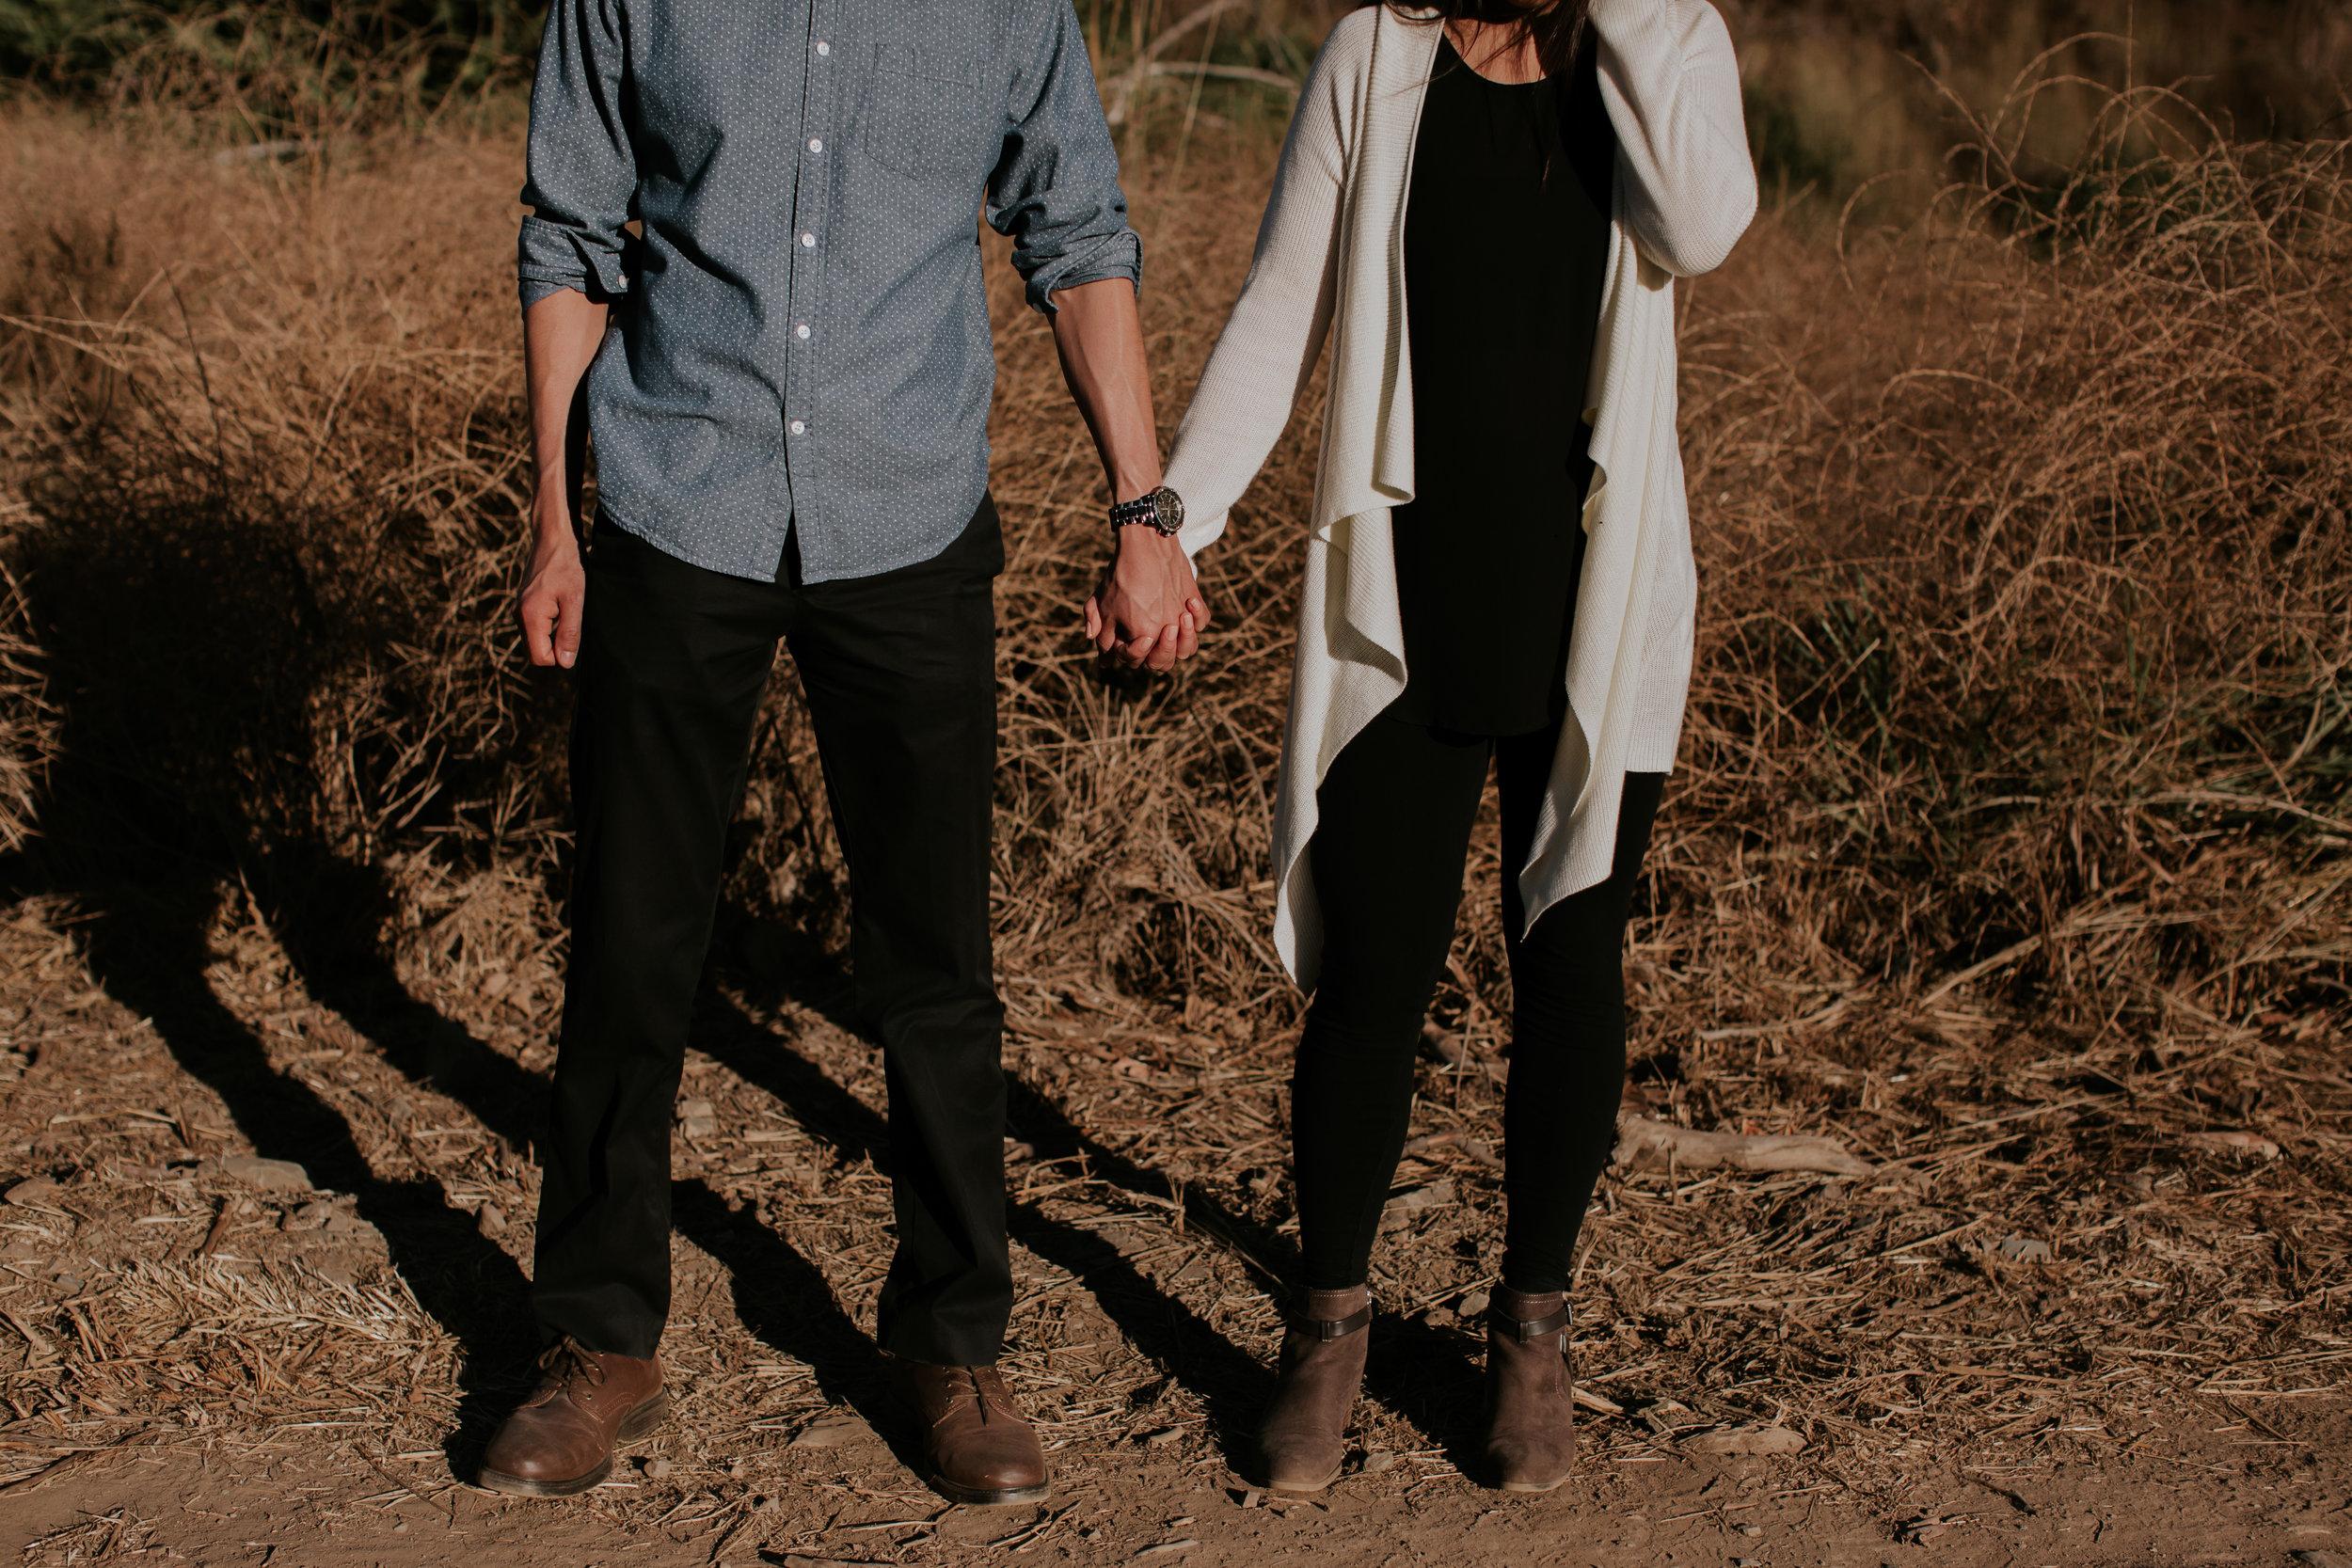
[1363,0,1593,82]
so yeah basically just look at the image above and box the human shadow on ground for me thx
[2,478,582,1475]
[39,858,545,1476]
[706,904,1496,1477]
[709,906,1499,1473]
[4,472,1432,1486]
[227,856,946,1476]
[684,958,1279,1470]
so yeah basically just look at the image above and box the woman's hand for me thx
[1086,529,1212,673]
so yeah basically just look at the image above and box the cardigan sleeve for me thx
[1588,0,1757,277]
[1159,16,1362,562]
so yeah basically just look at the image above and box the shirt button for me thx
[815,40,829,55]
[807,137,823,152]
[796,324,811,340]
[789,420,807,436]
[800,232,816,248]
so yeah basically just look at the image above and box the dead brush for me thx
[0,52,2345,1521]
[0,116,553,904]
[1632,84,2352,1070]
[0,78,2344,1065]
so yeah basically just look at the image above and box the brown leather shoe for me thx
[1484,1287,1576,1493]
[889,1357,1050,1506]
[1259,1285,1371,1494]
[478,1337,669,1498]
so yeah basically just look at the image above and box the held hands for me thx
[518,499,588,670]
[1085,527,1212,674]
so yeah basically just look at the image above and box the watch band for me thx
[1109,485,1185,537]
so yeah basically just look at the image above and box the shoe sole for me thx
[928,1473,1051,1507]
[477,1390,673,1499]
[1265,1464,1343,1496]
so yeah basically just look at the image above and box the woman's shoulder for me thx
[1310,6,1388,77]
[1306,5,1444,93]
[1588,0,1738,55]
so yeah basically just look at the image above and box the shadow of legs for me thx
[684,989,1275,1463]
[67,871,538,1471]
[664,1181,942,1478]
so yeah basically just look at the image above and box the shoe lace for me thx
[536,1335,608,1391]
[940,1366,1009,1424]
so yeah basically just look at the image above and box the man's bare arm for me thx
[518,288,610,670]
[1050,277,1211,673]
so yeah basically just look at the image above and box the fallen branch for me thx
[0,1430,155,1497]
[1613,1115,1875,1177]
[1399,1129,1504,1170]
[1419,1024,1503,1082]
[1125,61,1299,103]
[1103,0,1297,127]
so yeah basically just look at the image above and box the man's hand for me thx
[518,287,609,670]
[1050,277,1213,672]
[1086,528,1211,673]
[520,510,588,669]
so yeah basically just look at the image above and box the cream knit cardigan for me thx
[1161,0,1756,989]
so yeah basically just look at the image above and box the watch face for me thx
[1154,486,1184,534]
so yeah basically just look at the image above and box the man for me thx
[482,0,1206,1505]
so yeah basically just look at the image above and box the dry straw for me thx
[0,30,2344,1527]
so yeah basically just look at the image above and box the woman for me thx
[1156,0,1756,1496]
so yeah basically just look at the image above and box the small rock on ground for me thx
[219,1155,312,1193]
[789,1413,875,1449]
[1682,1424,1804,1456]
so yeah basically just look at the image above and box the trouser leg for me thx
[1494,753,1665,1295]
[1293,716,1493,1291]
[532,529,786,1358]
[788,500,1009,1367]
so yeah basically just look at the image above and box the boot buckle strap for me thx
[1490,1306,1568,1341]
[1289,1304,1373,1341]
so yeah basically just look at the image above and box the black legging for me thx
[1292,709,1663,1295]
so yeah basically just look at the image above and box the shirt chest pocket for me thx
[861,43,991,183]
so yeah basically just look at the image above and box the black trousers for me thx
[1293,709,1663,1295]
[532,499,1011,1368]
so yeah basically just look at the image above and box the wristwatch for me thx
[1108,485,1185,538]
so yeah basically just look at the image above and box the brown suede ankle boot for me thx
[1484,1287,1576,1493]
[1259,1286,1372,1494]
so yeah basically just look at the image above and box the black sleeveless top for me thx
[1388,32,1617,736]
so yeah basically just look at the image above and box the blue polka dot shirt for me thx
[518,0,1143,583]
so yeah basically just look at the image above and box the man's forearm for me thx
[1053,276,1213,672]
[524,288,612,536]
[1049,277,1162,504]
[517,287,609,669]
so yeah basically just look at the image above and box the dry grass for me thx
[1727,0,2352,210]
[0,58,2344,1545]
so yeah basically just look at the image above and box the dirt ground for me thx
[0,884,2344,1566]
[4,1,2351,1558]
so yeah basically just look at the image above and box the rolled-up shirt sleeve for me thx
[516,0,638,312]
[985,0,1142,313]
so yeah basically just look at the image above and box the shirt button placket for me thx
[779,12,837,553]
[786,21,832,467]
